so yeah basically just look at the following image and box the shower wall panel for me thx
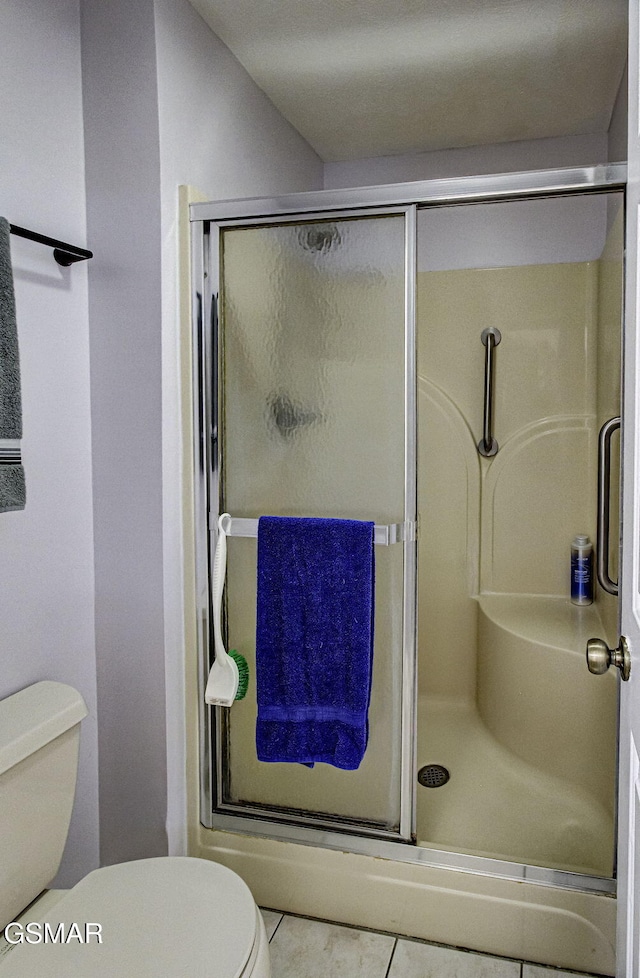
[418,261,600,698]
[420,262,598,599]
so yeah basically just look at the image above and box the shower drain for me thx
[417,764,450,788]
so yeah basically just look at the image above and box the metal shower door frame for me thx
[192,204,419,842]
[191,163,626,891]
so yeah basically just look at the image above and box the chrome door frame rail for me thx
[402,204,418,841]
[194,202,419,841]
[191,164,626,224]
[191,162,625,891]
[191,217,215,827]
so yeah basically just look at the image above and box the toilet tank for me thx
[0,682,87,931]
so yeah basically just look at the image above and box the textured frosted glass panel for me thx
[220,215,406,830]
[221,217,405,522]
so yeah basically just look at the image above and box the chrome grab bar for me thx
[597,415,620,596]
[477,328,501,457]
[213,515,417,546]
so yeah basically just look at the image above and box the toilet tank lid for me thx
[0,682,88,777]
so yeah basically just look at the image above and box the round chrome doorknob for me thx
[586,636,631,681]
[586,638,610,675]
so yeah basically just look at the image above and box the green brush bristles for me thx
[229,649,249,701]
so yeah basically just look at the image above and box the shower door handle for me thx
[597,416,620,596]
[477,328,501,457]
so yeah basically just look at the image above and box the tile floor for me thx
[260,909,600,978]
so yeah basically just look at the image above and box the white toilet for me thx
[0,681,270,977]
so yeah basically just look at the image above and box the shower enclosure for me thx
[190,164,625,972]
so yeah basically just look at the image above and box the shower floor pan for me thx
[417,595,616,878]
[416,695,613,876]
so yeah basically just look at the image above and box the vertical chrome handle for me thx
[597,416,620,596]
[477,328,501,457]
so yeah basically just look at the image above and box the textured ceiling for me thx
[189,0,627,162]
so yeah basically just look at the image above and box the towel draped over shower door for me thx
[255,515,375,771]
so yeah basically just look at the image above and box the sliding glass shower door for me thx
[198,208,417,839]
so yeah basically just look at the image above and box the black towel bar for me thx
[9,224,93,266]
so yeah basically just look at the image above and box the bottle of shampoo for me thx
[571,535,593,606]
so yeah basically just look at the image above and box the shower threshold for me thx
[203,694,615,897]
[204,808,615,896]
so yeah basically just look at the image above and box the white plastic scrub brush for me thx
[204,514,249,706]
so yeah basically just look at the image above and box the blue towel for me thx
[256,516,375,770]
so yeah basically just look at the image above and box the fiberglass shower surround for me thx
[190,170,623,952]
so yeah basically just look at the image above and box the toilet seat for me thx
[1,857,267,977]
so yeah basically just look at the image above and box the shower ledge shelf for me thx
[477,593,610,656]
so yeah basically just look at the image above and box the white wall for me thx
[0,0,99,886]
[154,0,323,204]
[80,0,322,865]
[608,62,628,162]
[153,0,323,852]
[81,0,169,867]
[324,133,609,189]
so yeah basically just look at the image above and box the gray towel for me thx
[0,218,25,512]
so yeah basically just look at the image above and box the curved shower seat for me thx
[476,593,617,815]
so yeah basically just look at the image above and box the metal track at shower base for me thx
[203,811,616,897]
[214,799,399,841]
